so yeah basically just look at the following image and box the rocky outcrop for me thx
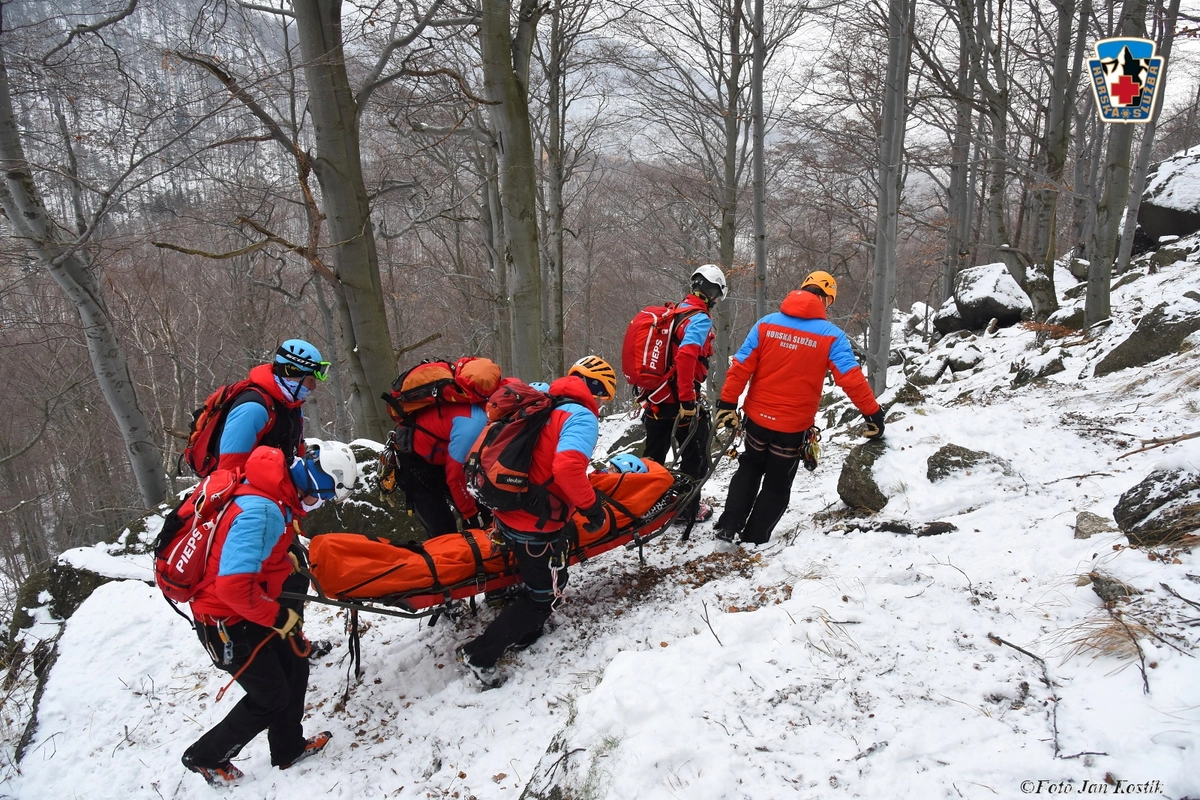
[1112,467,1200,547]
[1139,147,1200,241]
[303,443,430,543]
[1093,296,1200,377]
[837,440,889,513]
[953,263,1033,330]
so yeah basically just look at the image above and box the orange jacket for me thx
[720,291,880,433]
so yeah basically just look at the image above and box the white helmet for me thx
[303,439,358,502]
[690,264,727,301]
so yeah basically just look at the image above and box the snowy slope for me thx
[4,259,1200,800]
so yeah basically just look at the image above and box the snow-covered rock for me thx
[953,262,1032,330]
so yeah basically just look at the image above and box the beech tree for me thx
[0,1,173,508]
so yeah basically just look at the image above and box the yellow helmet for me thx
[801,270,838,303]
[568,355,617,402]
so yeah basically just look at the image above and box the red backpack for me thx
[621,303,701,393]
[153,469,258,605]
[382,357,502,426]
[463,381,571,529]
[182,380,273,478]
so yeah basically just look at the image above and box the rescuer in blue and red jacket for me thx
[455,357,617,689]
[640,264,726,523]
[215,339,329,473]
[181,445,353,786]
[712,271,885,547]
[395,402,490,536]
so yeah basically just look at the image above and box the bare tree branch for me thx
[41,0,140,66]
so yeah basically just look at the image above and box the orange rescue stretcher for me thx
[290,460,695,626]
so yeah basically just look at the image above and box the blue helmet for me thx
[530,381,550,393]
[609,453,648,474]
[275,339,329,381]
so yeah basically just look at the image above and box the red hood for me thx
[244,445,301,512]
[681,293,711,312]
[550,375,600,414]
[248,363,304,409]
[780,290,827,320]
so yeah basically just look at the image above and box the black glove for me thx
[863,409,886,439]
[578,498,608,533]
[713,399,739,431]
[465,514,485,530]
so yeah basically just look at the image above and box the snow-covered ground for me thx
[3,257,1200,800]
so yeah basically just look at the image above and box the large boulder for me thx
[1093,295,1200,377]
[953,263,1033,330]
[1112,467,1200,547]
[1139,147,1200,242]
[932,296,967,335]
[837,440,889,513]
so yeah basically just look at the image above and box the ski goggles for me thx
[275,357,331,381]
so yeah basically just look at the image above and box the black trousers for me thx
[715,418,805,545]
[643,405,710,516]
[396,452,459,536]
[184,620,309,768]
[462,528,570,668]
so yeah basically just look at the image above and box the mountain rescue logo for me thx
[1089,38,1164,123]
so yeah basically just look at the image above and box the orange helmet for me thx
[567,356,617,402]
[801,271,838,303]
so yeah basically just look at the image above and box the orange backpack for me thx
[382,357,502,425]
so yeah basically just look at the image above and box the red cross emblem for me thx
[1111,75,1142,105]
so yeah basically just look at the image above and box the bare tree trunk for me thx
[751,0,767,319]
[943,0,976,301]
[1088,0,1149,326]
[0,41,166,508]
[479,144,514,372]
[867,0,915,395]
[543,4,567,378]
[1115,0,1181,274]
[292,0,394,440]
[712,6,746,395]
[1027,0,1089,320]
[481,0,544,380]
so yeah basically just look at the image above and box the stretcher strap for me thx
[458,529,488,591]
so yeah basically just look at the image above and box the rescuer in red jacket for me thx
[712,271,885,546]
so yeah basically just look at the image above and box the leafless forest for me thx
[1,0,1197,590]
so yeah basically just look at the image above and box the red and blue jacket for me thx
[493,375,600,535]
[720,290,880,433]
[410,403,488,518]
[190,447,302,627]
[216,363,306,472]
[669,293,714,405]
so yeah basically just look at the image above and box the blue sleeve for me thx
[555,404,599,457]
[218,401,270,459]
[447,405,488,464]
[217,496,285,577]
[826,326,862,375]
[678,313,712,349]
[732,321,762,365]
